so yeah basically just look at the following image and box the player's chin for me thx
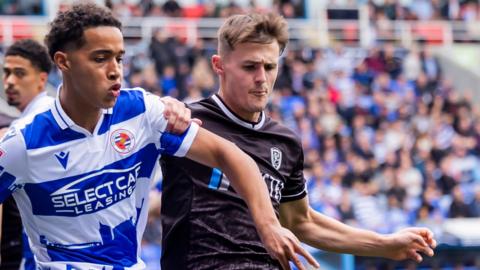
[257,98,269,107]
[101,97,118,109]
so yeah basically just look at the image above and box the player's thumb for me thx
[192,118,203,126]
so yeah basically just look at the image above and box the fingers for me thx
[412,233,428,248]
[412,232,435,256]
[287,248,305,270]
[277,256,292,270]
[413,229,436,256]
[294,243,320,268]
[430,238,437,249]
[277,239,319,270]
[271,241,297,270]
[192,118,203,126]
[420,228,437,248]
[406,249,423,263]
[161,97,191,133]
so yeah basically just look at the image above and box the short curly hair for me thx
[44,3,122,61]
[6,39,52,73]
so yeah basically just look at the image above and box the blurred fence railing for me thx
[3,14,480,48]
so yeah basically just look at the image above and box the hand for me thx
[258,224,320,270]
[382,227,437,263]
[160,96,202,133]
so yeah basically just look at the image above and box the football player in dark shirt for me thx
[161,13,437,270]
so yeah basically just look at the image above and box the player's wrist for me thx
[256,217,281,234]
[376,233,394,258]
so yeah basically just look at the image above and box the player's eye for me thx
[14,70,25,77]
[94,56,106,63]
[265,64,276,71]
[243,65,256,71]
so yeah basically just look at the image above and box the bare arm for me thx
[186,127,319,270]
[280,197,436,262]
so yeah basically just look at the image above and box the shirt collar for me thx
[211,94,266,130]
[52,84,113,130]
[20,91,48,118]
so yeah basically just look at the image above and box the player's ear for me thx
[38,72,49,91]
[54,51,70,71]
[211,55,224,75]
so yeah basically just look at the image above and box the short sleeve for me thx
[159,123,199,157]
[143,90,168,135]
[0,126,28,203]
[280,147,307,203]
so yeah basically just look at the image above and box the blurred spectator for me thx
[469,186,480,217]
[149,29,177,76]
[449,185,472,218]
[162,0,182,17]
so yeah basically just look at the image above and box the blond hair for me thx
[217,13,289,56]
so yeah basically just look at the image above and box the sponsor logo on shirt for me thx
[0,148,4,158]
[50,163,141,215]
[263,173,284,202]
[26,162,143,216]
[111,129,135,154]
[54,151,69,169]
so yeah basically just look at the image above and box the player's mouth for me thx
[108,83,121,98]
[250,91,268,97]
[5,89,19,99]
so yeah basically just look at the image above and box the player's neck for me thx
[217,92,261,123]
[59,84,101,133]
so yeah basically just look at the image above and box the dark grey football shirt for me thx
[160,94,307,269]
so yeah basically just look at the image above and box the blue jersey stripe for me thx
[98,90,146,135]
[208,168,222,189]
[21,110,86,150]
[0,166,16,203]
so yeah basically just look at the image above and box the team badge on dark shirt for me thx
[271,147,282,170]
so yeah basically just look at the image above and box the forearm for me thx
[294,211,387,257]
[217,145,280,229]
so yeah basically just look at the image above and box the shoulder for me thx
[186,98,223,122]
[30,95,54,113]
[264,118,302,147]
[111,87,151,120]
[18,109,67,150]
[118,87,148,102]
[0,124,27,160]
[188,97,216,112]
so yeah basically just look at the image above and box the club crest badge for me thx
[270,147,282,170]
[111,129,135,154]
[0,148,5,158]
